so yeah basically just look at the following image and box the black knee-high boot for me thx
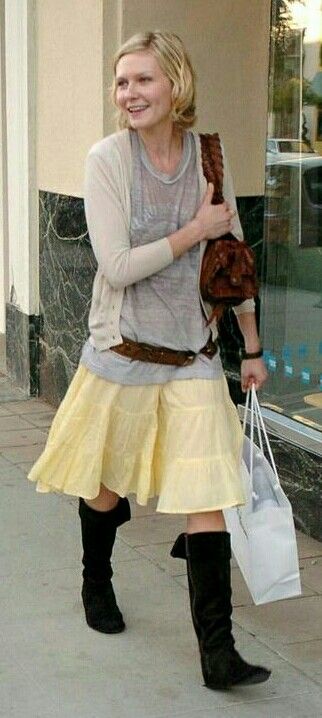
[78,497,131,634]
[171,531,271,689]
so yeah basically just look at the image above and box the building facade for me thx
[0,1,321,537]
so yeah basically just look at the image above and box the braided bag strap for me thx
[199,133,224,203]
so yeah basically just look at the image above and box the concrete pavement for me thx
[1,371,322,718]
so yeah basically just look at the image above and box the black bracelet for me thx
[239,347,263,361]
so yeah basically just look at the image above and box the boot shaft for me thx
[78,497,131,582]
[172,531,234,651]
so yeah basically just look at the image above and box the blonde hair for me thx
[111,31,197,130]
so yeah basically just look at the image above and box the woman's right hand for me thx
[194,183,236,240]
[168,183,237,259]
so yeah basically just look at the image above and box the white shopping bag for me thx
[224,385,301,605]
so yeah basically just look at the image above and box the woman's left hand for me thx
[240,357,268,393]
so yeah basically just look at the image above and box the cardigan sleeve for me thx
[221,143,255,316]
[84,149,174,290]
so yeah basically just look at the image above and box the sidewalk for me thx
[1,371,322,718]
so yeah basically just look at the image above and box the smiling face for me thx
[115,50,173,133]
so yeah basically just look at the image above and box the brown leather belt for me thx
[110,335,218,367]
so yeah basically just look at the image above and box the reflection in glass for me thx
[261,0,322,431]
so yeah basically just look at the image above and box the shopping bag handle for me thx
[242,387,251,434]
[243,388,256,480]
[251,385,280,486]
[243,386,280,487]
[243,388,263,452]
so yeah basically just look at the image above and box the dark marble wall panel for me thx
[270,436,322,542]
[38,191,96,406]
[241,423,322,541]
[236,392,322,541]
[6,304,30,393]
[5,304,40,395]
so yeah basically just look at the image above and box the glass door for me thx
[261,0,322,431]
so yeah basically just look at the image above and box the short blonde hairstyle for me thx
[111,31,197,130]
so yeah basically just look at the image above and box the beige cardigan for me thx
[84,129,254,351]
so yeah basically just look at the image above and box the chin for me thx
[130,121,154,132]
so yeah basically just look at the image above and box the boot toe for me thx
[233,664,271,686]
[82,580,126,634]
[230,651,271,687]
[203,649,271,690]
[85,614,126,634]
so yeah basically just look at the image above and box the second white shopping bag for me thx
[224,385,301,605]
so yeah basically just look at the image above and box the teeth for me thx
[128,106,148,111]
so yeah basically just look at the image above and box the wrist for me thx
[245,344,261,354]
[190,217,205,244]
[239,347,263,361]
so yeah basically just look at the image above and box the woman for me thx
[28,31,270,690]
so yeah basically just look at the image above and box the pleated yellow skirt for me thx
[27,365,245,513]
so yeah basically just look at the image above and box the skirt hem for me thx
[29,475,245,514]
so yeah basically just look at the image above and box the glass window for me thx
[261,0,322,432]
[277,139,315,152]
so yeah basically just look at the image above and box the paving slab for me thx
[0,416,37,432]
[0,398,53,414]
[276,638,322,679]
[14,461,36,473]
[118,513,186,547]
[296,530,322,559]
[0,428,47,448]
[0,454,24,472]
[234,595,322,646]
[1,442,46,463]
[0,470,27,488]
[0,404,19,416]
[0,656,57,718]
[162,687,322,718]
[20,411,55,429]
[299,557,322,593]
[136,540,187,577]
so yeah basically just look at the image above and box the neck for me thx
[137,121,182,162]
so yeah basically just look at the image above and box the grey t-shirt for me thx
[80,130,223,384]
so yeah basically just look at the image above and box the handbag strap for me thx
[199,133,224,205]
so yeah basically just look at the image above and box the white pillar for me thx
[0,0,9,335]
[5,0,38,318]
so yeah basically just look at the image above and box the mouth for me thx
[127,105,149,117]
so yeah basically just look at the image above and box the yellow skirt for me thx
[28,365,245,514]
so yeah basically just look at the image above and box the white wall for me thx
[37,0,103,197]
[0,0,8,333]
[5,0,38,316]
[119,0,271,196]
[38,0,271,198]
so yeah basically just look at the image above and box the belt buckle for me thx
[183,352,196,367]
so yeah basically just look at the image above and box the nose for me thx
[125,81,139,99]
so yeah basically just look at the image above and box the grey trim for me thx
[238,404,322,458]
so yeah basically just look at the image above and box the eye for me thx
[140,76,152,82]
[117,79,127,88]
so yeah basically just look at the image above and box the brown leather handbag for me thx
[199,133,258,323]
